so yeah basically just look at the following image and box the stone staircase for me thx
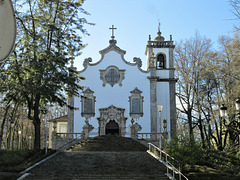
[23,135,169,180]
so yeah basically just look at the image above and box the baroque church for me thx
[49,26,177,146]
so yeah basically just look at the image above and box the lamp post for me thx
[29,136,32,150]
[45,106,49,154]
[236,98,240,150]
[220,99,240,151]
[18,130,21,150]
[157,105,163,149]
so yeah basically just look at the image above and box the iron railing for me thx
[148,142,188,180]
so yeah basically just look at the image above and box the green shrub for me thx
[236,150,240,159]
[0,150,33,166]
[165,135,205,168]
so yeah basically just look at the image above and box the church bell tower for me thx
[146,26,177,138]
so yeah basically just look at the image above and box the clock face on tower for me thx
[100,66,125,87]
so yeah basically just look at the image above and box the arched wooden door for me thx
[105,120,119,135]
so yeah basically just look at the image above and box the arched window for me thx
[156,54,166,69]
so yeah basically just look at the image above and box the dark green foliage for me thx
[0,150,30,165]
[236,150,240,159]
[165,135,240,177]
[166,136,205,168]
[0,0,92,150]
[0,149,56,172]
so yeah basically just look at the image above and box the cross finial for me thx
[158,20,161,32]
[109,25,117,40]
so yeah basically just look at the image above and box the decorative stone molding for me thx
[100,66,125,87]
[82,122,94,140]
[81,88,96,119]
[97,105,127,136]
[129,87,144,119]
[130,123,142,140]
[133,57,142,68]
[83,57,92,69]
[149,52,156,68]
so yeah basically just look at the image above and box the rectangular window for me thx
[84,99,93,113]
[132,98,141,114]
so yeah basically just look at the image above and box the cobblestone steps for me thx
[24,135,169,180]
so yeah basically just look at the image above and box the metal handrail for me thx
[56,133,82,151]
[18,134,82,180]
[148,142,188,180]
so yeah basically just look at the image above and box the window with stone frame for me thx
[105,68,120,83]
[81,88,96,118]
[156,53,166,69]
[100,66,125,87]
[129,88,144,119]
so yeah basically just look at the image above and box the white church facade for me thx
[49,26,177,147]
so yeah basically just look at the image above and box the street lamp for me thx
[236,98,240,116]
[157,105,163,149]
[220,104,227,119]
[53,120,57,132]
[236,98,240,110]
[162,119,168,139]
[220,100,240,151]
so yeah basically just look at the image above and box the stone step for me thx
[22,136,169,180]
[26,174,169,180]
[69,135,148,152]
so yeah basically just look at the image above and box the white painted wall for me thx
[156,82,171,134]
[74,48,151,136]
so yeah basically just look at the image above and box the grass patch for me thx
[0,149,56,173]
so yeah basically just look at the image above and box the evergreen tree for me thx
[0,0,92,150]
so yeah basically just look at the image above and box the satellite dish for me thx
[0,0,16,62]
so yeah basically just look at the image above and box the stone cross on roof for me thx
[109,25,117,40]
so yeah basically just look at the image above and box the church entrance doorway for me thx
[105,120,119,135]
[98,105,127,136]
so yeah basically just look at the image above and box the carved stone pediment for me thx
[98,105,126,124]
[97,105,127,136]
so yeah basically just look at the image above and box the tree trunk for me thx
[33,95,41,150]
[0,106,10,150]
[188,109,195,144]
[33,117,41,150]
[198,116,206,148]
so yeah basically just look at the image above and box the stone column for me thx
[149,64,158,139]
[67,96,74,138]
[169,47,176,138]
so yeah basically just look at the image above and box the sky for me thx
[74,0,239,71]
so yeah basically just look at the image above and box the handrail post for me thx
[179,166,181,180]
[160,148,162,160]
